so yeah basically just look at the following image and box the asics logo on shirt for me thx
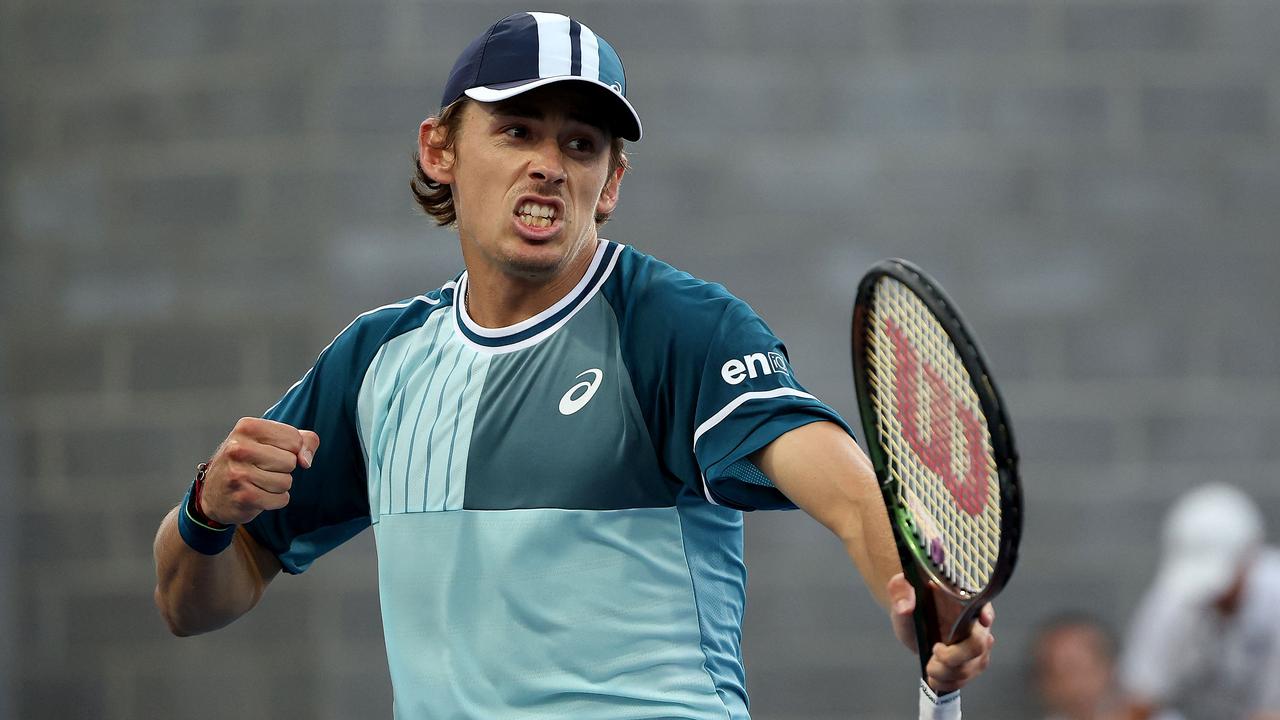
[559,369,604,415]
[721,351,789,386]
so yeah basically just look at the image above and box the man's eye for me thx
[567,138,596,153]
[504,126,529,138]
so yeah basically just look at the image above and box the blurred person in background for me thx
[151,10,994,719]
[1033,613,1125,720]
[1033,613,1182,720]
[1120,483,1280,720]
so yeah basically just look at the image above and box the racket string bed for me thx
[865,277,1001,594]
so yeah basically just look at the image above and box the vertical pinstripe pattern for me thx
[387,321,443,514]
[358,310,445,517]
[445,351,489,510]
[391,339,452,514]
[418,344,465,511]
[357,309,493,517]
[579,25,600,81]
[398,340,458,512]
[372,321,433,517]
[530,12,571,77]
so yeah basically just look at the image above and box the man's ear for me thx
[418,117,455,184]
[596,164,625,216]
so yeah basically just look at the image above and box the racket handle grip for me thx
[912,580,944,678]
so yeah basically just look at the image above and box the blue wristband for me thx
[177,482,236,555]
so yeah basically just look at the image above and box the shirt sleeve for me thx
[243,318,381,574]
[603,251,856,511]
[688,298,855,510]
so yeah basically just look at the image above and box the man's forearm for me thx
[153,505,278,636]
[752,421,901,608]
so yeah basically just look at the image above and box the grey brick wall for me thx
[3,1,1279,719]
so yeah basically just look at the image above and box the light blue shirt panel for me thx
[674,489,750,717]
[357,309,492,521]
[374,508,731,720]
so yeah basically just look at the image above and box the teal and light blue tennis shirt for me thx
[246,240,854,718]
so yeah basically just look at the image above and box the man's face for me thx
[430,85,622,282]
[1035,625,1113,717]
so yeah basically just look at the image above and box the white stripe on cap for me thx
[579,24,600,81]
[529,12,571,78]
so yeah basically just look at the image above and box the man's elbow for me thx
[154,583,231,637]
[154,585,195,637]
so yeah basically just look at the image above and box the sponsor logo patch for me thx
[559,368,603,415]
[721,351,789,386]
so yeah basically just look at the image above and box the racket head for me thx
[851,259,1022,643]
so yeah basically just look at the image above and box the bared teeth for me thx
[517,201,556,220]
[516,200,557,229]
[517,213,551,228]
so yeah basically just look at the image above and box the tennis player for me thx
[153,12,994,718]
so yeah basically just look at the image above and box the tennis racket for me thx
[850,258,1022,681]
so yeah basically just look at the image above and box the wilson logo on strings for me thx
[885,318,988,516]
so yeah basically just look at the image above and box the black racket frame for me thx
[850,258,1023,678]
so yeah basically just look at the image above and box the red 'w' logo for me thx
[884,318,988,516]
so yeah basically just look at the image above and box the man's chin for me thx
[498,245,570,279]
[498,236,593,279]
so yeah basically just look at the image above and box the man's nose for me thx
[528,139,566,185]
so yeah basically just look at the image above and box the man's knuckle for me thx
[234,484,262,504]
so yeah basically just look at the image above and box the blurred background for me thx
[3,0,1279,718]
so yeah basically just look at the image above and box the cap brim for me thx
[464,76,642,142]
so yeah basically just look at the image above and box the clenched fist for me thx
[199,417,320,525]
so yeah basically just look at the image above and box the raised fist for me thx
[198,417,320,525]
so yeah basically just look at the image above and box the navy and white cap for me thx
[441,12,642,141]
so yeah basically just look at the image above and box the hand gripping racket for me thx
[851,259,1022,682]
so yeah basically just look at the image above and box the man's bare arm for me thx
[153,514,281,635]
[153,417,317,635]
[750,420,899,607]
[751,420,995,693]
